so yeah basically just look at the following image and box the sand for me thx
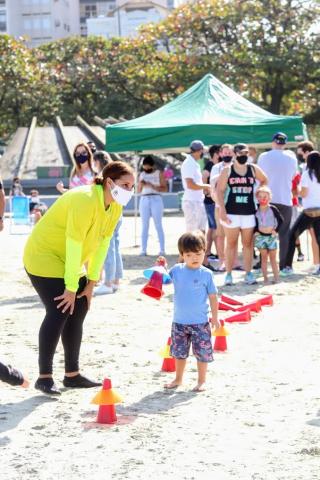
[0,215,319,480]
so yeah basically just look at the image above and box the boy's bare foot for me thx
[164,380,182,389]
[192,383,206,392]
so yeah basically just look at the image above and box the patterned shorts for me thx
[170,322,213,363]
[255,233,278,251]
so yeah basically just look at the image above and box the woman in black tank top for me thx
[216,144,268,286]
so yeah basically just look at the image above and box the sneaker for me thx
[244,271,257,285]
[35,378,61,396]
[224,273,233,286]
[279,267,293,277]
[139,252,147,256]
[253,261,261,270]
[63,374,101,389]
[94,284,114,296]
[312,266,320,276]
[207,253,218,260]
[297,253,305,262]
[203,263,216,273]
[112,283,120,291]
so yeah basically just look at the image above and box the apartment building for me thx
[3,0,80,47]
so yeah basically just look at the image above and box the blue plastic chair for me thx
[10,196,32,233]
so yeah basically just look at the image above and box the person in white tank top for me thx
[138,156,167,255]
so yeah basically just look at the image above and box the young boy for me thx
[0,360,29,388]
[254,186,283,283]
[165,231,220,392]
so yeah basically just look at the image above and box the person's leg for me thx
[139,196,151,254]
[165,323,190,388]
[309,227,320,267]
[104,234,116,287]
[27,274,70,377]
[240,228,255,273]
[215,207,225,268]
[274,204,292,270]
[192,322,213,391]
[150,196,165,254]
[61,277,89,375]
[260,249,268,282]
[113,219,123,287]
[224,227,240,274]
[204,204,217,256]
[285,213,311,268]
[269,249,279,282]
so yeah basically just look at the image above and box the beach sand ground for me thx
[1,215,319,480]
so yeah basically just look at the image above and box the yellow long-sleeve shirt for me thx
[23,184,122,292]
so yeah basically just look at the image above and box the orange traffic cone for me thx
[218,300,237,311]
[212,320,229,352]
[160,337,176,372]
[221,294,243,306]
[91,378,123,424]
[259,294,273,306]
[224,309,251,323]
[235,300,261,313]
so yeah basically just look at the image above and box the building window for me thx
[85,5,97,18]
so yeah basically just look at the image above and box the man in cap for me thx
[181,140,211,233]
[258,132,297,273]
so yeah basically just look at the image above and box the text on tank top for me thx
[225,164,256,215]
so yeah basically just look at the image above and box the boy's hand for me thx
[210,318,221,330]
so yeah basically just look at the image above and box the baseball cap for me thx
[272,132,287,144]
[190,140,205,152]
[234,143,248,153]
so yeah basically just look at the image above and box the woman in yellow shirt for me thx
[24,161,135,395]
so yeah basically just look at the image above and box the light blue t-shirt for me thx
[169,263,218,325]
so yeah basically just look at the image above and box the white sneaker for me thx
[94,284,114,296]
[112,283,120,291]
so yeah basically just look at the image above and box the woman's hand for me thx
[77,280,95,309]
[219,209,232,225]
[54,289,76,314]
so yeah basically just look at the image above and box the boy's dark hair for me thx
[178,231,206,255]
[208,144,221,159]
[142,155,155,166]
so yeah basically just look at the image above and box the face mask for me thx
[75,153,89,164]
[31,196,40,204]
[143,167,153,173]
[110,184,133,206]
[297,154,304,163]
[200,152,204,159]
[222,155,233,163]
[237,154,248,164]
[259,198,269,206]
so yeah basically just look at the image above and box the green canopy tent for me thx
[105,74,307,153]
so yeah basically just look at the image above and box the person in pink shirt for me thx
[56,142,96,193]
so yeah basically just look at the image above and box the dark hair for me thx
[93,150,111,169]
[234,143,248,154]
[178,231,206,255]
[209,145,221,159]
[13,176,20,183]
[297,141,314,153]
[94,161,134,186]
[307,151,320,183]
[71,142,95,178]
[142,155,155,167]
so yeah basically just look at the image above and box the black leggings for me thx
[27,273,88,375]
[285,213,320,268]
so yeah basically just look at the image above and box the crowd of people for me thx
[180,134,320,286]
[1,132,320,393]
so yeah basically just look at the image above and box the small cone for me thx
[218,301,237,311]
[141,271,164,300]
[91,378,123,424]
[260,294,273,306]
[224,309,251,323]
[221,294,243,306]
[213,320,229,352]
[235,300,261,313]
[161,337,176,372]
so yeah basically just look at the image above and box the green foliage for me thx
[0,0,319,141]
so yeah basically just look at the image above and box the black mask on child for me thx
[143,167,153,173]
[297,154,304,163]
[237,155,248,164]
[222,156,233,163]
